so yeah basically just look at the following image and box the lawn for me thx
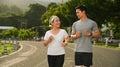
[95,42,120,50]
[0,43,14,56]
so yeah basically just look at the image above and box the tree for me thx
[0,14,23,28]
[18,29,37,40]
[10,5,23,14]
[41,3,59,25]
[1,28,18,38]
[24,3,46,28]
[41,0,120,28]
[0,4,9,14]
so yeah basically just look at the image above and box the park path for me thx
[0,41,120,67]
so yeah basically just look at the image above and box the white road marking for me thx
[20,44,37,56]
[0,42,37,67]
[0,57,26,67]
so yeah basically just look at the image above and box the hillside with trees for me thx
[0,0,120,39]
[41,0,120,38]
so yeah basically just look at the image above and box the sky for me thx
[0,0,68,9]
[40,0,68,2]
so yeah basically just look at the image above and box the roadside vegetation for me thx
[0,43,14,56]
[0,0,120,56]
[95,43,120,50]
[0,28,38,40]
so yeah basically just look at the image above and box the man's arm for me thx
[71,31,81,39]
[92,29,100,38]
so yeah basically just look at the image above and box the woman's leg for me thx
[48,55,56,67]
[56,54,65,67]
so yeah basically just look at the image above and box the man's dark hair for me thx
[75,5,87,14]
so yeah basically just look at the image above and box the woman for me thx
[43,15,69,67]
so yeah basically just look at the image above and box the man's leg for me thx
[75,52,83,67]
[83,53,93,67]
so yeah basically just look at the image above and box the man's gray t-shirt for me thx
[72,19,98,53]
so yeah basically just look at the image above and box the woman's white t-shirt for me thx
[44,29,68,55]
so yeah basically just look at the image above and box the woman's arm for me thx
[62,36,69,47]
[43,36,53,46]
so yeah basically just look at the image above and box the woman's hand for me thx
[48,35,54,43]
[62,42,68,47]
[43,35,54,46]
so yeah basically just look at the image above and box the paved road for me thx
[0,41,120,67]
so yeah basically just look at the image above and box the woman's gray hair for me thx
[49,15,58,25]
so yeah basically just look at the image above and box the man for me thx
[71,5,100,67]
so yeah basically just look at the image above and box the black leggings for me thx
[48,54,65,67]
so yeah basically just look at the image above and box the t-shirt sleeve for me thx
[44,31,49,40]
[63,30,68,38]
[72,22,76,33]
[92,22,98,31]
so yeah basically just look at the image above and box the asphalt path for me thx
[0,41,120,67]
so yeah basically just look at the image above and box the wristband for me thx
[71,35,76,37]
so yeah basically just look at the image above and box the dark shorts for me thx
[48,54,65,67]
[75,52,93,66]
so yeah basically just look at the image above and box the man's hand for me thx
[76,31,81,38]
[71,31,80,39]
[92,29,100,38]
[83,30,92,37]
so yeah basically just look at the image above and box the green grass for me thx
[69,42,120,50]
[0,43,14,56]
[95,43,120,50]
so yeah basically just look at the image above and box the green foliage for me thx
[10,5,23,14]
[114,24,120,38]
[41,0,120,28]
[1,28,18,38]
[0,4,10,17]
[0,4,23,17]
[47,3,58,10]
[24,3,46,28]
[0,3,46,28]
[41,3,59,25]
[1,30,11,38]
[18,29,29,40]
[0,0,120,38]
[0,14,23,28]
[18,29,37,40]
[0,28,38,40]
[95,43,120,50]
[0,43,14,56]
[40,0,120,38]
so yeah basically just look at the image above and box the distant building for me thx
[0,26,14,32]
